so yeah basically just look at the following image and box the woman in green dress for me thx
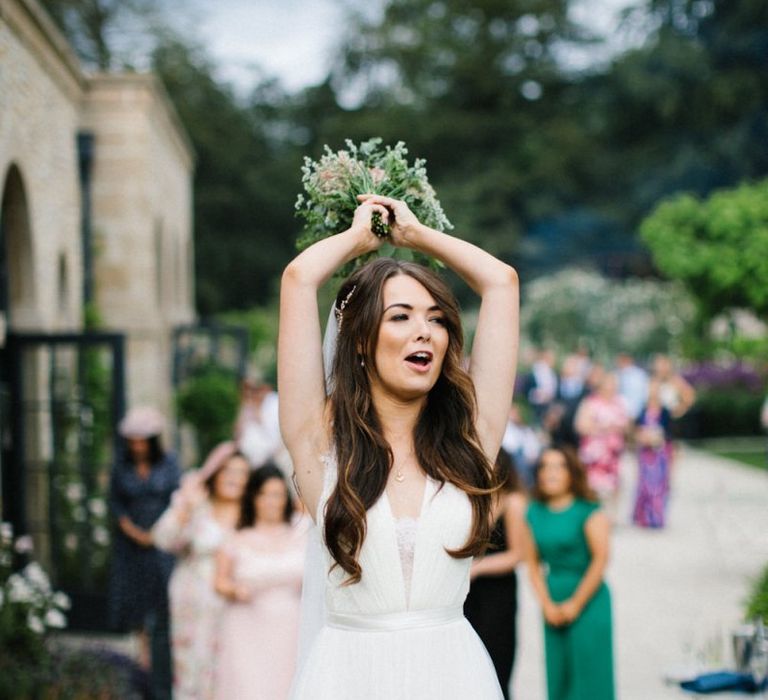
[523,446,615,700]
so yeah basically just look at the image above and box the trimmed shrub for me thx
[176,365,240,459]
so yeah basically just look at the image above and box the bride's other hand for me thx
[351,200,389,252]
[356,194,420,248]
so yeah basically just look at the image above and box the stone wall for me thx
[1,0,196,423]
[0,0,84,332]
[80,74,195,415]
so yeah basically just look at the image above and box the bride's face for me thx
[368,274,449,401]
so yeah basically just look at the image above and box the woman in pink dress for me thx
[152,442,250,700]
[574,372,630,520]
[214,464,308,700]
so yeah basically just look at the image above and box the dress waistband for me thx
[326,606,464,632]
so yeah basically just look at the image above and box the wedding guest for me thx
[574,372,630,520]
[152,442,250,700]
[501,404,542,489]
[652,354,696,425]
[616,352,649,421]
[464,449,526,699]
[572,343,593,382]
[524,447,615,700]
[632,381,673,528]
[548,355,589,449]
[214,465,308,700]
[524,349,559,426]
[584,361,606,395]
[108,407,179,700]
[234,379,283,469]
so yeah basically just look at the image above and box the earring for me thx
[360,359,365,368]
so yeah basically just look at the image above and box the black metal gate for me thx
[2,332,125,630]
[172,322,249,386]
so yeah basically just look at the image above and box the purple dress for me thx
[632,406,672,528]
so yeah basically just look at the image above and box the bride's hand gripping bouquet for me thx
[294,138,453,277]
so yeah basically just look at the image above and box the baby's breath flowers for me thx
[295,138,453,277]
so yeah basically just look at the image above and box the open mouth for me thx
[404,351,433,372]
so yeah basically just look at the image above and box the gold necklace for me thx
[394,448,415,483]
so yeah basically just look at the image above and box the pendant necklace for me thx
[394,448,415,483]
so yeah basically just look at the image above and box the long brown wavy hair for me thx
[325,257,500,585]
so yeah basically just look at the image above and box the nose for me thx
[415,317,431,342]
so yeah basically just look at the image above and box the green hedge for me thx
[691,390,765,437]
[176,366,240,458]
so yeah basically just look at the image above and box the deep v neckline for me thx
[383,474,431,522]
[381,477,435,609]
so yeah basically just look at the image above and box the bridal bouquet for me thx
[295,138,452,276]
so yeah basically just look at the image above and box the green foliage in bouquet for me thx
[295,138,453,278]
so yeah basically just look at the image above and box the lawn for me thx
[709,449,767,470]
[690,436,767,471]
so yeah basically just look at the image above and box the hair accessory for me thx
[334,285,357,329]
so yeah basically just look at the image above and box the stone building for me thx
[0,0,195,623]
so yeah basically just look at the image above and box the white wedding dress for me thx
[290,453,503,699]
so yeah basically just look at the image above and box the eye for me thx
[390,313,409,321]
[429,316,447,326]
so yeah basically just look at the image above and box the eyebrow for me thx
[383,303,443,313]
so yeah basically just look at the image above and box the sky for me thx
[189,0,641,96]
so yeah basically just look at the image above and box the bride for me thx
[279,194,519,699]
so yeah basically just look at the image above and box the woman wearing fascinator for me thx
[279,193,519,699]
[108,406,179,698]
[152,442,250,700]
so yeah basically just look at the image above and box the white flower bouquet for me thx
[295,138,453,277]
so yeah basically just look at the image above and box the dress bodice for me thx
[225,524,307,594]
[316,454,473,616]
[526,499,599,579]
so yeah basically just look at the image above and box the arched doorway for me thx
[0,163,35,525]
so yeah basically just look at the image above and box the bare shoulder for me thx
[585,509,610,535]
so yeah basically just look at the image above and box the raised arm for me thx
[358,195,519,461]
[278,201,386,516]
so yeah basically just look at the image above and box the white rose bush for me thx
[0,523,70,658]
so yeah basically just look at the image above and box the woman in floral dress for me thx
[632,381,673,528]
[152,442,250,700]
[574,373,630,520]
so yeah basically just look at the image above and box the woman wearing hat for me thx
[108,406,180,700]
[152,442,250,700]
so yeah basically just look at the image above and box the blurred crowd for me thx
[514,348,696,525]
[105,350,705,700]
[107,380,308,700]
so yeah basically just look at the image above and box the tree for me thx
[38,0,167,70]
[310,0,609,282]
[521,267,694,359]
[151,39,304,313]
[639,177,768,322]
